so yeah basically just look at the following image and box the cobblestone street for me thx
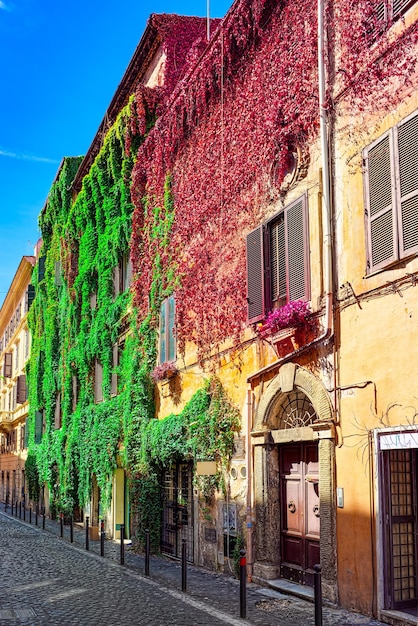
[0,507,385,625]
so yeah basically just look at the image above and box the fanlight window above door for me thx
[278,391,318,429]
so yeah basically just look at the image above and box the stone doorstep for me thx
[379,609,418,626]
[252,575,315,603]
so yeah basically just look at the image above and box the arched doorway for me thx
[251,364,338,602]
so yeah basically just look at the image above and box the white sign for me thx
[380,431,418,450]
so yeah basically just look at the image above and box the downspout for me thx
[245,0,334,576]
[245,389,254,580]
[246,0,333,385]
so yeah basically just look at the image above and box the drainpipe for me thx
[245,389,254,580]
[246,0,333,385]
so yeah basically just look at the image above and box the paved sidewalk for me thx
[0,501,385,625]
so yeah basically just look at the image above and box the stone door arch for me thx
[251,363,338,603]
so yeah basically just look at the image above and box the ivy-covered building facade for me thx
[25,1,418,624]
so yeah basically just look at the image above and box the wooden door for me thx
[382,449,418,610]
[280,442,320,586]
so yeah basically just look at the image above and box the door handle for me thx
[288,500,296,514]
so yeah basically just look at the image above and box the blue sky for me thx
[0,0,232,307]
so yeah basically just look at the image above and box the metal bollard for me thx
[11,496,13,515]
[5,495,7,512]
[29,506,32,524]
[314,564,323,626]
[120,524,125,566]
[42,506,46,530]
[60,512,64,538]
[19,501,22,519]
[239,549,247,619]
[35,505,38,526]
[145,529,150,576]
[100,519,105,557]
[181,539,187,592]
[70,515,74,543]
[23,504,26,522]
[85,516,90,551]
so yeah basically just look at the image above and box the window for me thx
[54,392,62,429]
[3,352,12,378]
[34,410,44,444]
[246,194,310,324]
[363,110,418,274]
[113,252,132,299]
[94,360,103,403]
[159,296,176,364]
[111,343,121,396]
[16,375,27,404]
[375,0,416,24]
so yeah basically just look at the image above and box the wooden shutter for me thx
[392,0,414,18]
[38,256,46,282]
[270,217,286,304]
[246,225,266,323]
[95,360,103,403]
[54,392,61,429]
[54,261,63,286]
[364,132,397,272]
[168,296,176,362]
[3,352,12,378]
[16,375,27,404]
[35,411,43,444]
[286,195,309,302]
[111,344,118,396]
[159,300,167,363]
[397,112,418,259]
[26,285,36,311]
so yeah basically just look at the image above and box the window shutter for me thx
[113,265,120,298]
[3,352,12,378]
[246,226,266,323]
[159,301,167,363]
[95,360,103,403]
[26,285,36,311]
[111,344,118,396]
[285,196,309,301]
[38,256,46,282]
[397,112,418,258]
[269,217,286,303]
[16,375,27,404]
[364,133,397,272]
[35,411,43,444]
[54,392,61,429]
[168,296,176,362]
[54,261,63,286]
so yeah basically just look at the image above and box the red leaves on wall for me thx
[129,0,418,362]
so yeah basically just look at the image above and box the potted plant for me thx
[256,300,314,354]
[150,360,178,383]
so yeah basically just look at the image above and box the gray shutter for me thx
[363,132,397,272]
[16,375,27,404]
[269,217,286,303]
[168,296,176,362]
[246,226,266,323]
[397,112,418,258]
[54,392,61,429]
[35,411,43,444]
[3,352,12,378]
[286,195,309,301]
[159,301,167,363]
[54,261,63,286]
[111,344,118,396]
